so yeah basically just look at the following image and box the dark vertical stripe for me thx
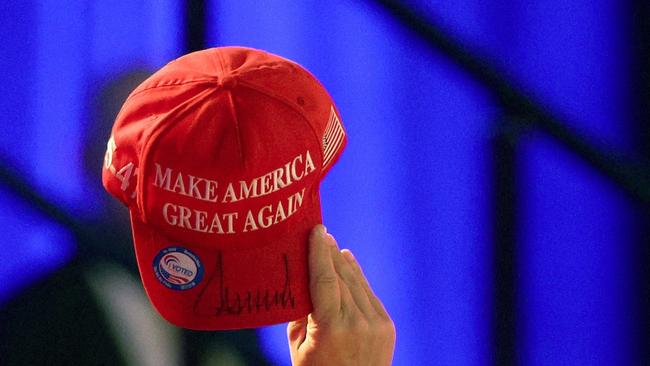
[185,0,207,52]
[633,0,650,363]
[182,2,207,364]
[492,118,522,366]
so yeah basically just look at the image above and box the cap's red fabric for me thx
[102,47,346,330]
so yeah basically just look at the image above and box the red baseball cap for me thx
[102,46,346,330]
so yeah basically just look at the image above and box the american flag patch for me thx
[322,106,345,168]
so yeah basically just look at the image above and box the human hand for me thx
[287,225,396,366]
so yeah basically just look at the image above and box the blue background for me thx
[0,0,641,365]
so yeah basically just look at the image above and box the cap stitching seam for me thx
[127,79,218,101]
[226,91,246,168]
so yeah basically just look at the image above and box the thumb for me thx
[287,316,308,350]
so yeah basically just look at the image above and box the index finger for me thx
[308,224,340,322]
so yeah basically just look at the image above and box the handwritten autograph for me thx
[209,251,296,316]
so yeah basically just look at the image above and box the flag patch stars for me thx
[322,106,345,168]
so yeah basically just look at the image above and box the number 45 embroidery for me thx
[104,136,138,199]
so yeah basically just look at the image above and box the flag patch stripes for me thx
[322,106,345,168]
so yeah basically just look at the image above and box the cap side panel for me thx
[235,68,346,179]
[137,87,218,223]
[236,81,324,168]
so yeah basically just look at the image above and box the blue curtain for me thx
[0,0,637,364]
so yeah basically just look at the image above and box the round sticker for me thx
[153,247,204,290]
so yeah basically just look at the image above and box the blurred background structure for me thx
[1,0,649,365]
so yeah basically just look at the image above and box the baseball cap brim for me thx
[128,187,323,330]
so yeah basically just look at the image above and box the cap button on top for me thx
[219,74,238,89]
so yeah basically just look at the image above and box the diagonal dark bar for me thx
[0,156,86,237]
[372,0,650,205]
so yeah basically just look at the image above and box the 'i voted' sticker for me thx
[153,247,204,290]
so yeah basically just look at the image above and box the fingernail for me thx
[326,233,337,247]
[341,249,355,262]
[312,224,327,239]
